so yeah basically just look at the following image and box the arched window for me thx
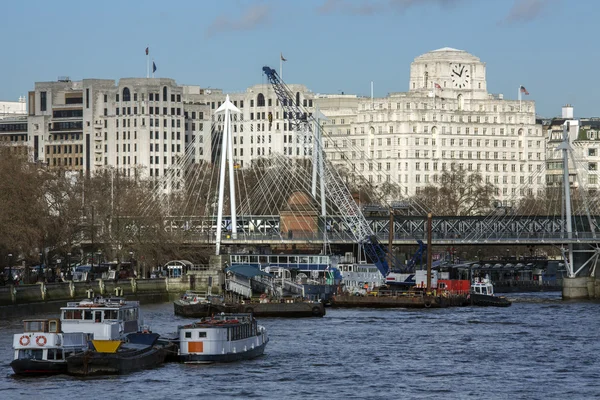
[163,86,168,102]
[431,126,437,135]
[296,92,300,106]
[122,87,131,102]
[257,93,265,107]
[457,94,464,111]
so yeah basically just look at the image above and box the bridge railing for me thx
[199,231,600,243]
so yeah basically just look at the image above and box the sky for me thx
[1,0,598,117]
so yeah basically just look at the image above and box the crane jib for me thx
[261,65,411,277]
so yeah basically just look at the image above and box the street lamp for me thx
[7,253,13,281]
[39,252,43,281]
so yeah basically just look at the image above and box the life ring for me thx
[36,336,47,346]
[19,335,30,346]
[312,306,322,316]
[424,301,432,308]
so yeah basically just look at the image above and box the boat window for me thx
[94,311,102,322]
[24,320,45,332]
[482,287,488,295]
[18,349,43,360]
[198,331,206,338]
[185,332,191,338]
[48,348,64,360]
[104,310,118,320]
[49,320,58,333]
[63,310,74,320]
[84,310,93,320]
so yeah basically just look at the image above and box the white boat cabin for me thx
[471,277,495,296]
[178,313,267,360]
[12,319,87,363]
[60,297,141,340]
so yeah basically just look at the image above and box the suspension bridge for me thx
[112,66,600,299]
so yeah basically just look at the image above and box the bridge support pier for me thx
[562,276,595,300]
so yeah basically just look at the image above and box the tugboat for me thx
[469,277,512,307]
[10,319,88,375]
[177,313,268,363]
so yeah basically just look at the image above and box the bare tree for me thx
[412,168,497,216]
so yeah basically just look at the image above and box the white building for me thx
[545,105,600,193]
[182,83,315,169]
[316,48,546,201]
[0,97,27,119]
[28,77,189,189]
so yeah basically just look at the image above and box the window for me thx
[40,91,47,112]
[257,93,265,107]
[123,87,131,102]
[163,86,168,101]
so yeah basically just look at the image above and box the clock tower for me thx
[408,47,487,100]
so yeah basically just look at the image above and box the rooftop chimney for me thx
[562,104,574,119]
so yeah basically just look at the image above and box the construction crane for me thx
[262,66,405,278]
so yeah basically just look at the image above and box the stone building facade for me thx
[316,48,545,202]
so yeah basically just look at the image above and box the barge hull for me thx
[10,359,67,375]
[180,339,268,363]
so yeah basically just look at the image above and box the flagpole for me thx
[280,56,283,80]
[518,85,521,112]
[146,47,149,79]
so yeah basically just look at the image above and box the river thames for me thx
[1,292,599,399]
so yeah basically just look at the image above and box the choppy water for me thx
[1,292,599,399]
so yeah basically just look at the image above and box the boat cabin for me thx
[471,278,495,296]
[60,297,140,340]
[178,314,260,355]
[12,318,88,365]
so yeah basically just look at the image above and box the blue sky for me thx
[1,0,597,117]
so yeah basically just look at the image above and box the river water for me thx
[1,292,599,400]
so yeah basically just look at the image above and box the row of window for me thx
[111,88,182,103]
[0,134,27,141]
[0,123,27,132]
[148,131,184,141]
[149,143,182,153]
[50,156,83,167]
[356,161,543,174]
[46,144,83,154]
[363,101,530,114]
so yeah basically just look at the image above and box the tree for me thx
[411,168,497,216]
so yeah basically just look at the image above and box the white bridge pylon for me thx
[215,95,241,255]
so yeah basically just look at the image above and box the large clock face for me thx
[450,63,470,89]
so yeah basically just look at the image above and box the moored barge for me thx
[177,313,268,363]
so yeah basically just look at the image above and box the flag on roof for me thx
[520,85,529,95]
[434,83,443,90]
[153,62,157,73]
[145,47,149,55]
[280,53,287,62]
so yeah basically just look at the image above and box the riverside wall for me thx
[0,277,195,319]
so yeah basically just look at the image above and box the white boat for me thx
[177,313,268,363]
[10,318,88,375]
[60,296,142,340]
[336,261,385,294]
[470,277,512,307]
[11,296,143,375]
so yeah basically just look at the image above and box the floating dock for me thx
[330,290,468,309]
